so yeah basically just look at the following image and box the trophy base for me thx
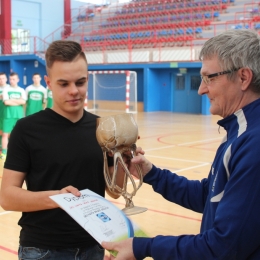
[122,206,147,216]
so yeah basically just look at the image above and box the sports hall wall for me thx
[0,0,208,114]
[0,55,46,88]
[12,0,64,40]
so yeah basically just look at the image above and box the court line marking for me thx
[176,137,223,146]
[145,154,210,164]
[126,154,211,185]
[0,211,12,216]
[174,163,210,173]
[144,137,223,152]
[110,200,202,222]
[127,162,210,185]
[145,145,176,151]
[0,245,18,255]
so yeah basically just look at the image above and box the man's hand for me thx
[127,147,153,179]
[102,238,136,260]
[49,186,81,208]
[104,254,115,260]
[59,185,81,197]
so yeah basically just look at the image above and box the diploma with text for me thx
[49,189,147,255]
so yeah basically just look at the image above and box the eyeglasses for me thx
[201,68,240,85]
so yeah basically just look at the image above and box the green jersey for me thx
[46,87,53,108]
[25,85,47,116]
[0,84,10,118]
[3,86,26,119]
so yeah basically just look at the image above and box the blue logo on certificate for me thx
[97,212,111,222]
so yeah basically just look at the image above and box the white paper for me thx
[49,189,144,244]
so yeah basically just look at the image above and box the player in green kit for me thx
[25,73,47,116]
[0,72,10,149]
[46,86,53,108]
[0,72,26,160]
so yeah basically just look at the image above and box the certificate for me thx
[49,189,147,256]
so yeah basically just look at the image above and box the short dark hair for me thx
[32,73,41,77]
[10,72,19,77]
[45,40,87,74]
[0,72,7,77]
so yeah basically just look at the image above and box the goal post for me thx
[86,70,138,113]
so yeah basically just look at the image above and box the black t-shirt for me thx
[4,109,107,249]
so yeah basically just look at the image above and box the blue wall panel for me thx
[158,69,173,111]
[11,60,46,89]
[10,60,24,87]
[146,69,160,111]
[88,73,94,100]
[135,69,143,102]
[22,60,47,87]
[0,55,46,88]
[172,72,190,113]
[201,95,211,115]
[0,61,11,76]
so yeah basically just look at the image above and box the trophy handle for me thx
[103,149,144,203]
[103,151,123,199]
[130,143,143,190]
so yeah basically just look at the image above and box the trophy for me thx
[96,113,147,216]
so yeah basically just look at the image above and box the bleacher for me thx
[65,0,260,55]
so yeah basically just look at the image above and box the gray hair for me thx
[199,29,260,93]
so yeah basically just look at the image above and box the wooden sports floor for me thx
[0,111,225,259]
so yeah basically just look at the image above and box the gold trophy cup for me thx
[96,113,147,215]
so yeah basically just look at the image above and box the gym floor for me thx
[0,111,224,259]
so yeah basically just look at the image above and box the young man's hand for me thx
[59,185,81,197]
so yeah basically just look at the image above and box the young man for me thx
[25,73,47,116]
[1,72,26,160]
[102,30,260,259]
[0,40,118,259]
[0,72,10,148]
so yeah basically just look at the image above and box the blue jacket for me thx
[133,99,260,260]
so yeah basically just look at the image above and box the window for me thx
[175,75,185,90]
[190,76,201,91]
[11,29,30,53]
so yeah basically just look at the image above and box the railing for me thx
[0,36,49,56]
[67,17,260,47]
[1,16,260,64]
[63,0,231,49]
[1,0,260,64]
[243,1,260,14]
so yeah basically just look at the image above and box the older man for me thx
[102,29,260,259]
